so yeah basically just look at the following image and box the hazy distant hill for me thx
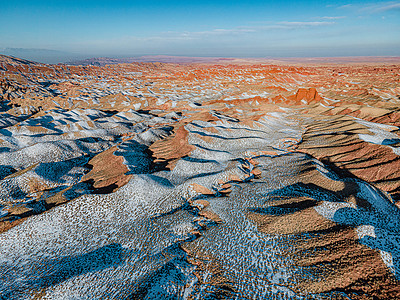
[0,48,84,64]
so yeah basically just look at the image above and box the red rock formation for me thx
[290,87,322,104]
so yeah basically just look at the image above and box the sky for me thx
[0,0,399,63]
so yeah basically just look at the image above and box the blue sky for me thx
[0,0,399,62]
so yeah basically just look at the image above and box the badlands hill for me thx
[0,54,400,299]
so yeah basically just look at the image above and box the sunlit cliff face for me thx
[0,54,400,299]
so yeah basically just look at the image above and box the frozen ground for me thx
[0,56,400,299]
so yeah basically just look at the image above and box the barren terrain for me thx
[0,54,400,299]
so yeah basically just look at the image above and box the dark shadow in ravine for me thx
[34,155,89,182]
[0,165,16,180]
[115,139,172,175]
[248,198,317,216]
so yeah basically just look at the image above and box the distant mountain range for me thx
[0,48,84,64]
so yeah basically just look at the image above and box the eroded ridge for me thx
[0,55,400,299]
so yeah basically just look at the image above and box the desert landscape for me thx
[0,53,399,299]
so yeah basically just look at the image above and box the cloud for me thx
[140,21,336,42]
[329,1,399,14]
[277,21,335,27]
[335,1,400,13]
[137,27,258,42]
[364,1,400,13]
[79,19,339,51]
[338,4,353,9]
[188,27,258,36]
[319,16,346,20]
